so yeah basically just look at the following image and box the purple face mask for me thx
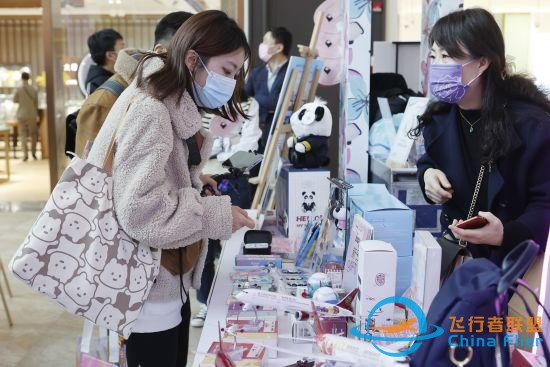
[429,61,481,103]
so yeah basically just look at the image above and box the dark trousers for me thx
[126,300,191,367]
[196,240,221,304]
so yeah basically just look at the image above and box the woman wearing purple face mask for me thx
[410,8,550,267]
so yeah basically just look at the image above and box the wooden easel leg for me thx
[0,258,13,298]
[0,281,13,327]
[252,70,299,209]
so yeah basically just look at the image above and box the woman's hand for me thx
[424,168,454,204]
[200,173,219,195]
[231,206,255,232]
[449,211,504,246]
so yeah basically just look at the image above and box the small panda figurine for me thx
[302,191,316,213]
[287,98,332,169]
[332,206,347,230]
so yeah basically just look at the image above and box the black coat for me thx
[417,102,550,264]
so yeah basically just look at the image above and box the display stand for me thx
[251,12,324,214]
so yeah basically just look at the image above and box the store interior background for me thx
[0,0,548,366]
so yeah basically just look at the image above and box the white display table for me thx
[191,224,313,367]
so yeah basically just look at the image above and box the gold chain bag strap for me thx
[439,161,491,283]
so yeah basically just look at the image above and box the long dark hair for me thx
[410,8,550,161]
[136,10,251,121]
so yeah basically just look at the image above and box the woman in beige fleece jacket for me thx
[87,10,254,367]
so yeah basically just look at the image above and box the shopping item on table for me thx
[356,240,397,329]
[342,214,374,291]
[200,341,266,367]
[405,230,441,312]
[224,319,279,358]
[349,184,413,257]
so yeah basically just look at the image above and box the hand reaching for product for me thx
[231,206,256,232]
[424,168,454,204]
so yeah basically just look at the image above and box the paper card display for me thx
[386,97,429,167]
[342,215,374,291]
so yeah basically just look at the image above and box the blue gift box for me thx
[350,184,414,257]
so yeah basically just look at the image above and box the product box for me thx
[343,215,374,291]
[223,319,278,358]
[405,230,441,313]
[350,184,414,257]
[199,342,267,367]
[396,255,412,296]
[357,240,397,328]
[276,164,330,244]
[369,156,442,236]
[226,309,278,323]
[234,254,282,269]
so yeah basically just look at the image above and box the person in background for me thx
[75,12,193,156]
[209,91,262,162]
[191,91,261,328]
[412,8,550,265]
[245,27,292,151]
[85,28,125,94]
[87,10,255,367]
[13,72,39,161]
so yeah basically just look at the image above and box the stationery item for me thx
[224,319,279,358]
[342,215,374,291]
[295,221,321,267]
[235,255,282,269]
[199,342,267,367]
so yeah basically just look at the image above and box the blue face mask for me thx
[193,57,236,109]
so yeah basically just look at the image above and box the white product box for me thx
[342,215,374,291]
[357,240,397,328]
[406,230,441,312]
[276,164,330,243]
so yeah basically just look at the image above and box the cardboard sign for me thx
[386,97,429,168]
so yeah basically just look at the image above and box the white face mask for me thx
[193,57,236,109]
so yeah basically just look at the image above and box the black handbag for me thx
[437,162,490,284]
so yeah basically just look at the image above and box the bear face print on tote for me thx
[9,153,160,338]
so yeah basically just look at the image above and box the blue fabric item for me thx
[417,102,550,265]
[369,113,402,160]
[244,62,288,147]
[410,258,509,367]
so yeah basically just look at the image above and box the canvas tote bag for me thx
[9,99,160,338]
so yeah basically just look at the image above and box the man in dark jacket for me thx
[85,28,124,94]
[245,27,292,151]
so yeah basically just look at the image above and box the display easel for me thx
[251,12,324,215]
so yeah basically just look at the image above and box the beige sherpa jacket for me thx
[87,57,233,303]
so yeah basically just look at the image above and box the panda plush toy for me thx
[287,99,332,169]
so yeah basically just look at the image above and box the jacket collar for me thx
[141,57,202,140]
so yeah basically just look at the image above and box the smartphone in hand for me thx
[456,215,488,230]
